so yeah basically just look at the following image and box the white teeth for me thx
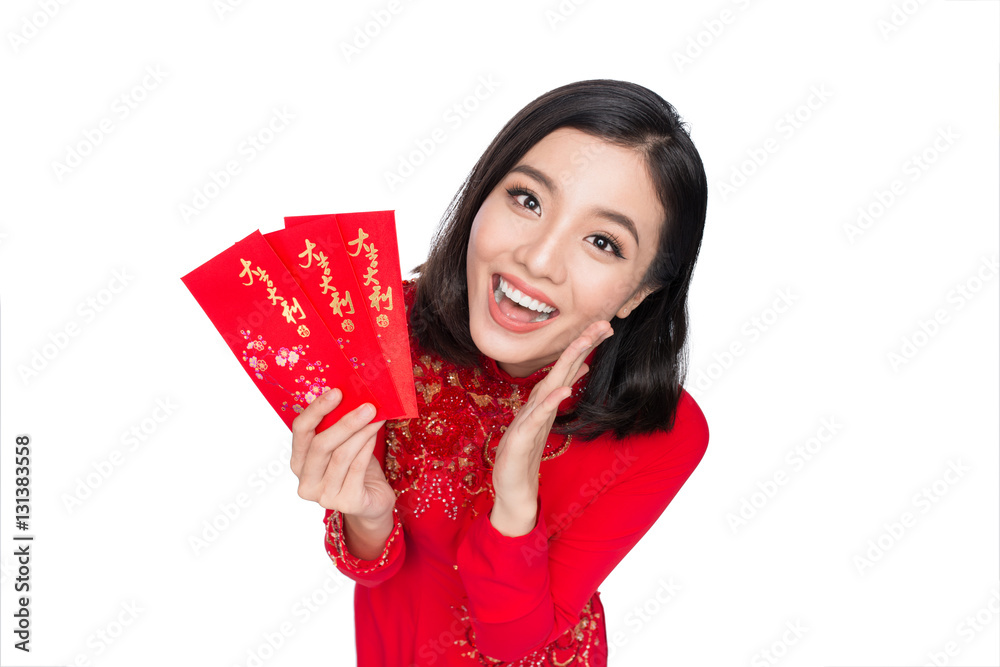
[497,277,555,313]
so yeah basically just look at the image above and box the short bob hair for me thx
[409,79,708,442]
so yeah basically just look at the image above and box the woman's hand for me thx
[490,321,614,512]
[290,388,396,523]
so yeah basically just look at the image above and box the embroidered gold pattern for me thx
[325,506,404,574]
[498,387,526,415]
[384,285,577,523]
[415,379,442,405]
[468,392,496,408]
[375,280,600,663]
[451,596,603,665]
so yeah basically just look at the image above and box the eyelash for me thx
[504,183,626,259]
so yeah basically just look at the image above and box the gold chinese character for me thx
[347,228,369,257]
[282,296,306,324]
[319,275,336,295]
[369,285,392,311]
[329,291,355,317]
[315,251,329,271]
[239,258,253,286]
[298,239,317,268]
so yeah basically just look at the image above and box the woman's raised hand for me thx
[490,320,614,506]
[290,388,396,523]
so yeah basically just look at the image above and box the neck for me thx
[496,359,546,379]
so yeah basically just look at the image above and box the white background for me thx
[1,1,998,665]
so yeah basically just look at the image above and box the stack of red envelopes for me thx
[181,210,418,435]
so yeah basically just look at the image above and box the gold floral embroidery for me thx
[385,449,400,482]
[385,280,598,663]
[325,507,405,574]
[498,387,525,415]
[418,354,444,375]
[468,392,496,407]
[422,411,446,436]
[452,595,603,665]
[415,379,442,405]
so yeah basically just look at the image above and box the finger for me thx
[300,401,375,490]
[298,401,377,495]
[316,419,384,507]
[547,386,575,414]
[331,424,383,513]
[517,385,572,436]
[308,417,381,505]
[545,321,611,391]
[562,321,609,375]
[290,387,342,477]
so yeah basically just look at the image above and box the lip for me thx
[487,273,560,333]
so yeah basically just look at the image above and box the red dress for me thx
[323,279,709,665]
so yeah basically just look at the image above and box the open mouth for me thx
[492,274,559,324]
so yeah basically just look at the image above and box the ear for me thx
[616,285,656,319]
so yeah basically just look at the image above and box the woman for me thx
[291,79,709,665]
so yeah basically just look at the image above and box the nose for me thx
[511,217,567,285]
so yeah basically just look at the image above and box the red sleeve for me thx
[323,505,406,586]
[455,391,709,662]
[321,422,407,587]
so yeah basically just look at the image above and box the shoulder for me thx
[609,387,709,475]
[674,387,709,455]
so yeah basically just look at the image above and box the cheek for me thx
[574,280,635,320]
[467,215,488,271]
[468,206,508,261]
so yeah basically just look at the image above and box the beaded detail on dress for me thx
[325,505,404,573]
[384,280,583,522]
[389,279,603,664]
[451,597,604,666]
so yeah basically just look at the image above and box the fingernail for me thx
[360,403,376,419]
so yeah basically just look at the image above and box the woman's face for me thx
[466,127,664,378]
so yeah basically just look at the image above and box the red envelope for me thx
[263,221,411,419]
[285,211,418,419]
[181,229,383,433]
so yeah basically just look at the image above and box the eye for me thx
[505,186,542,216]
[587,233,626,259]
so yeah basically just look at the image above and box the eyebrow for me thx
[511,164,558,195]
[508,164,640,246]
